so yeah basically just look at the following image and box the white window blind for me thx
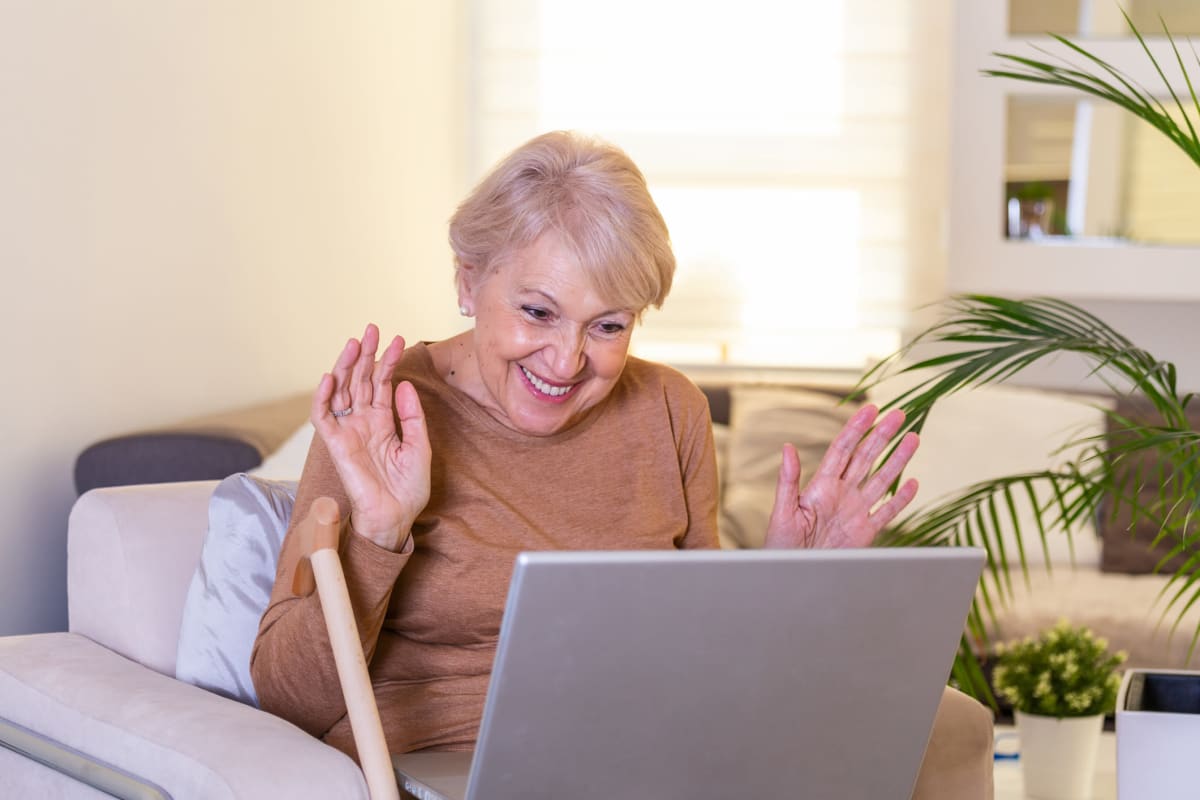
[469,0,942,369]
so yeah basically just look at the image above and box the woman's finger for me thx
[861,431,920,502]
[811,404,879,480]
[769,443,802,522]
[867,477,920,532]
[395,380,430,454]
[372,335,406,410]
[347,324,380,410]
[841,408,906,485]
[311,372,339,434]
[329,337,360,413]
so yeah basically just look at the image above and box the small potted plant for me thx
[992,620,1127,799]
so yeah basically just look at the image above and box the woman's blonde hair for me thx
[448,131,675,314]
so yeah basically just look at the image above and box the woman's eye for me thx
[596,322,627,336]
[522,306,551,321]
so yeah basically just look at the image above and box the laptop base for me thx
[393,751,471,800]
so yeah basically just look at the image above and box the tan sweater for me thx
[250,344,718,758]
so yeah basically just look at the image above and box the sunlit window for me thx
[470,0,921,369]
[536,1,844,137]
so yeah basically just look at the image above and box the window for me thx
[469,0,943,369]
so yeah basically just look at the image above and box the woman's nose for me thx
[551,327,587,377]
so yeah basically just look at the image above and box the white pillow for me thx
[874,376,1113,568]
[250,422,314,481]
[175,473,296,705]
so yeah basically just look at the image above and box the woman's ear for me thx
[456,265,479,317]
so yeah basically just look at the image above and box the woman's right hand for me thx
[311,324,432,551]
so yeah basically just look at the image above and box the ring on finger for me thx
[331,407,353,418]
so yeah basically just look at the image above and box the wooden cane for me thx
[292,496,400,800]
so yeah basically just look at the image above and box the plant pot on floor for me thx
[1016,710,1104,799]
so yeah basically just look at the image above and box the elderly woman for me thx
[250,131,920,758]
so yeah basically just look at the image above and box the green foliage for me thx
[984,8,1200,170]
[856,9,1200,707]
[992,620,1126,717]
[856,295,1200,705]
[1013,181,1053,203]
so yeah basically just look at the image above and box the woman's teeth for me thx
[522,366,572,397]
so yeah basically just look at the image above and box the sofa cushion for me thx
[876,378,1112,568]
[1098,396,1200,574]
[175,474,296,705]
[719,385,858,548]
[0,632,367,799]
[1098,486,1191,575]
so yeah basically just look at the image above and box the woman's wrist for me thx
[349,515,411,552]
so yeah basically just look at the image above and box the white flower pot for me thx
[1016,710,1104,799]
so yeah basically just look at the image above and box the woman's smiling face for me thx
[458,233,638,437]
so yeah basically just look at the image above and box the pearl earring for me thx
[459,305,471,317]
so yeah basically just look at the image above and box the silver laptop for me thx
[393,547,985,800]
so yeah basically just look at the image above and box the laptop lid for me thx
[397,547,984,800]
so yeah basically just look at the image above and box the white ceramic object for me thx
[1016,711,1104,799]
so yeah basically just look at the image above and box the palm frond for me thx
[861,295,1200,706]
[857,295,1179,430]
[915,12,1200,704]
[983,11,1200,169]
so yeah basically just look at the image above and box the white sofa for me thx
[0,481,370,799]
[0,474,996,798]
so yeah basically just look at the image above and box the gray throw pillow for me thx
[175,473,297,705]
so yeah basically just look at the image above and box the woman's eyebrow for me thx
[517,286,632,318]
[517,287,556,303]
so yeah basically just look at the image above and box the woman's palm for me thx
[311,325,431,550]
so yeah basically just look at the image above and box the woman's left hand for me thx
[763,404,919,549]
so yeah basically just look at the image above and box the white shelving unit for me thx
[948,1,1200,301]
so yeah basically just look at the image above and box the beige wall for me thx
[0,2,466,635]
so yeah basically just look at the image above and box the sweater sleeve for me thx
[250,431,412,738]
[672,380,721,550]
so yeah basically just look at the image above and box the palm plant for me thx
[983,7,1200,169]
[857,8,1200,706]
[857,296,1200,702]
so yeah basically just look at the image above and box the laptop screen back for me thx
[462,547,984,800]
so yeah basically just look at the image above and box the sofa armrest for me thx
[68,481,218,676]
[0,633,368,800]
[74,392,311,494]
